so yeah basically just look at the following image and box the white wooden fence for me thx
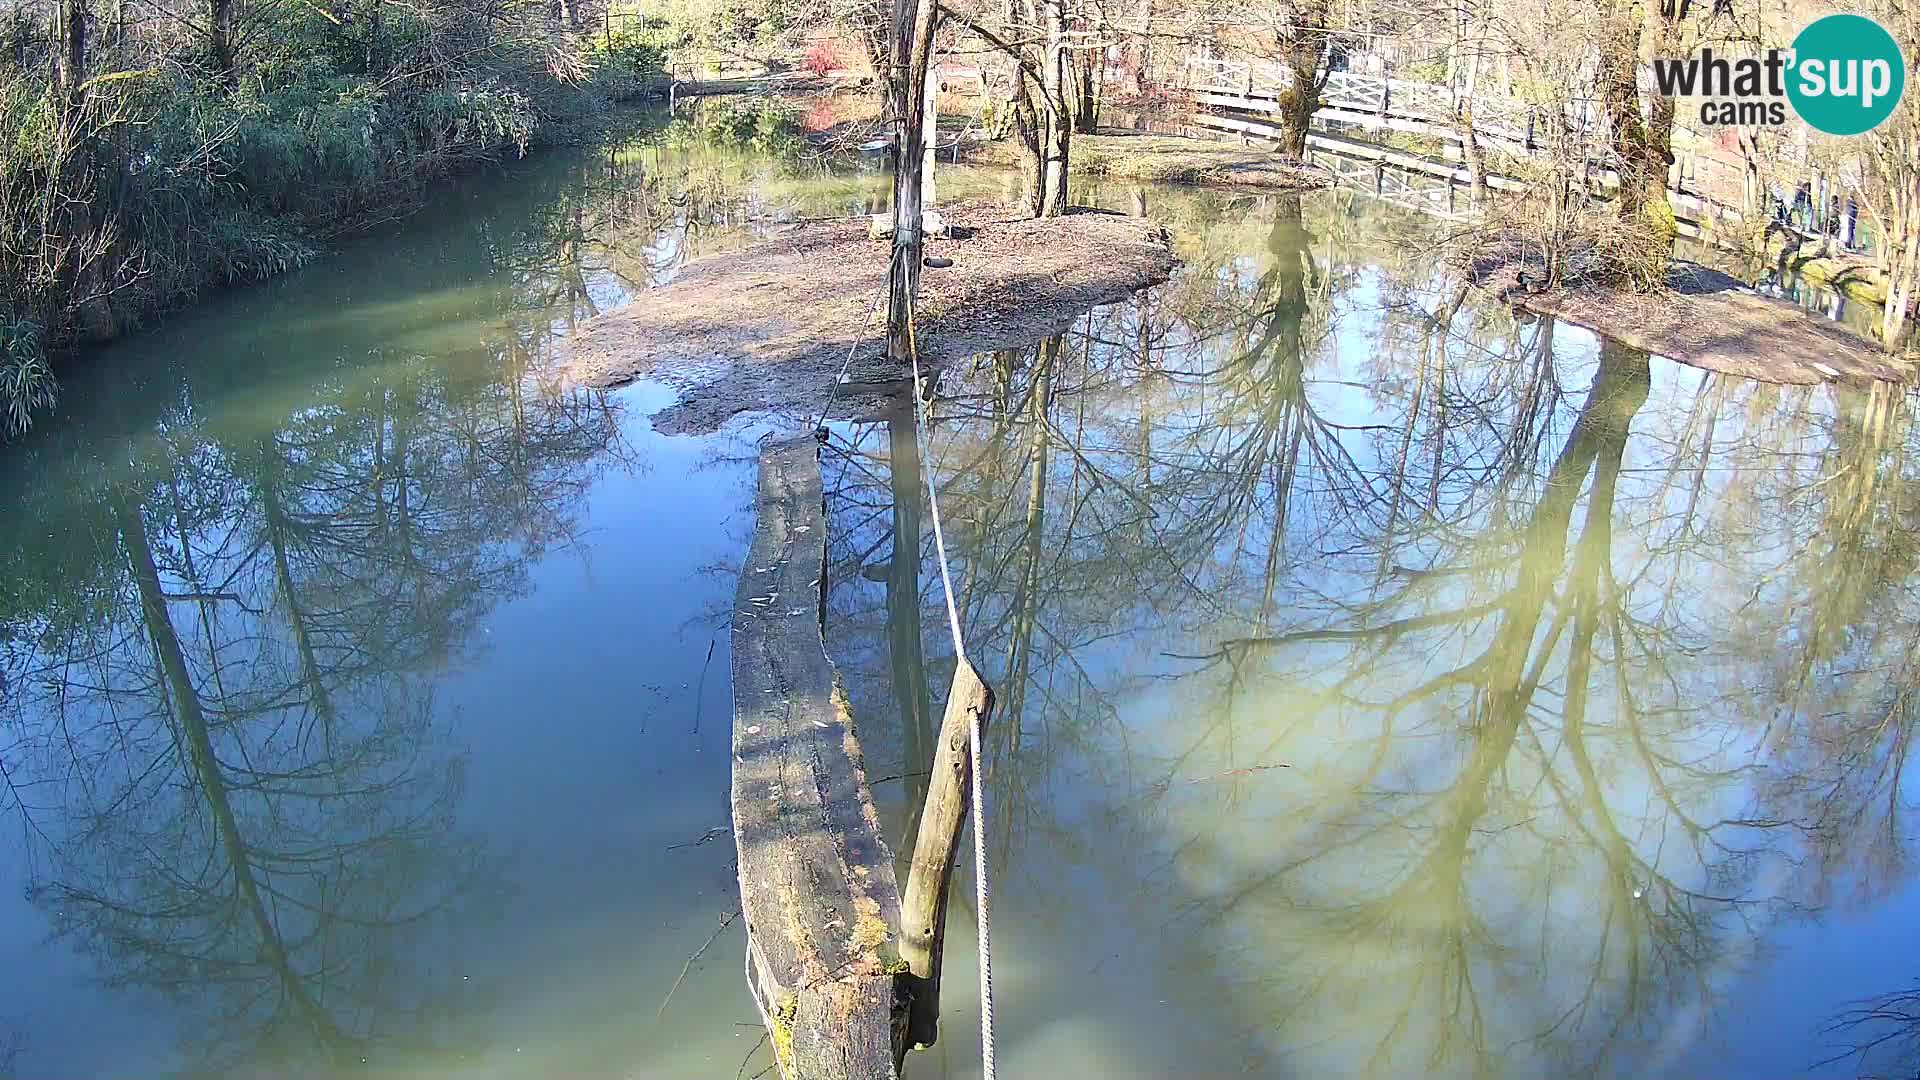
[1184,57,1605,156]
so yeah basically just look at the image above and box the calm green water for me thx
[0,110,804,1077]
[2,105,1916,1079]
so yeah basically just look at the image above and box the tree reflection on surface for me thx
[825,188,1920,1079]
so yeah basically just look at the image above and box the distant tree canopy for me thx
[0,0,669,436]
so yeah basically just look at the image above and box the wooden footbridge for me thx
[1183,57,1738,237]
[1187,57,1588,155]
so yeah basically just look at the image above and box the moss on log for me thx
[731,437,906,1080]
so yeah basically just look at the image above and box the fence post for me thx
[1379,80,1389,116]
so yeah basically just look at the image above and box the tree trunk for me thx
[885,0,939,360]
[885,0,917,187]
[1273,0,1331,161]
[367,0,383,71]
[1037,0,1070,216]
[52,0,86,106]
[1073,48,1098,132]
[209,0,235,76]
[1595,13,1648,212]
[1038,105,1069,215]
[1738,128,1762,220]
[1452,9,1487,209]
[1010,75,1044,215]
[1597,5,1673,223]
[1881,184,1917,349]
[897,660,995,1050]
[922,67,938,211]
[1132,0,1154,94]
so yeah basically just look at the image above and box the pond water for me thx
[2,102,1916,1079]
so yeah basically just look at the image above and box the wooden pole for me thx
[923,62,939,214]
[897,657,995,1051]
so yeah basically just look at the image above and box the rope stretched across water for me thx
[903,307,996,1080]
[811,286,888,434]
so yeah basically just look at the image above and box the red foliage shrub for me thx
[802,39,841,76]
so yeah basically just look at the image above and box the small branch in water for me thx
[1185,762,1291,783]
[658,907,741,1020]
[867,769,932,786]
[1163,603,1508,669]
[666,826,729,852]
[1141,761,1294,797]
[736,1030,770,1080]
[163,591,262,613]
[693,636,717,735]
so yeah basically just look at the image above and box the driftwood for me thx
[731,437,906,1080]
[897,659,995,1049]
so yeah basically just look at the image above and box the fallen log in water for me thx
[731,437,906,1079]
[730,436,998,1078]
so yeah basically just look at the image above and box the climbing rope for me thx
[812,242,997,1078]
[812,286,889,435]
[903,305,997,1080]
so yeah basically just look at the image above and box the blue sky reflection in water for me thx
[0,102,1916,1078]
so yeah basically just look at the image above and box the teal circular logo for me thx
[1787,14,1906,136]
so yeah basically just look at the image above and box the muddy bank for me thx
[563,203,1177,432]
[963,130,1329,190]
[1765,232,1893,307]
[1467,242,1911,386]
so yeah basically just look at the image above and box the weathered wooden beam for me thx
[897,658,995,1050]
[732,437,906,1080]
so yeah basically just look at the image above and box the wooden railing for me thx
[1185,57,1604,153]
[1182,56,1845,252]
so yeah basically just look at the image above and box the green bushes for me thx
[0,8,666,439]
[0,322,55,439]
[588,14,674,96]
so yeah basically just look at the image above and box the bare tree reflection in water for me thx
[0,295,630,1072]
[821,185,1920,1078]
[1824,982,1920,1079]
